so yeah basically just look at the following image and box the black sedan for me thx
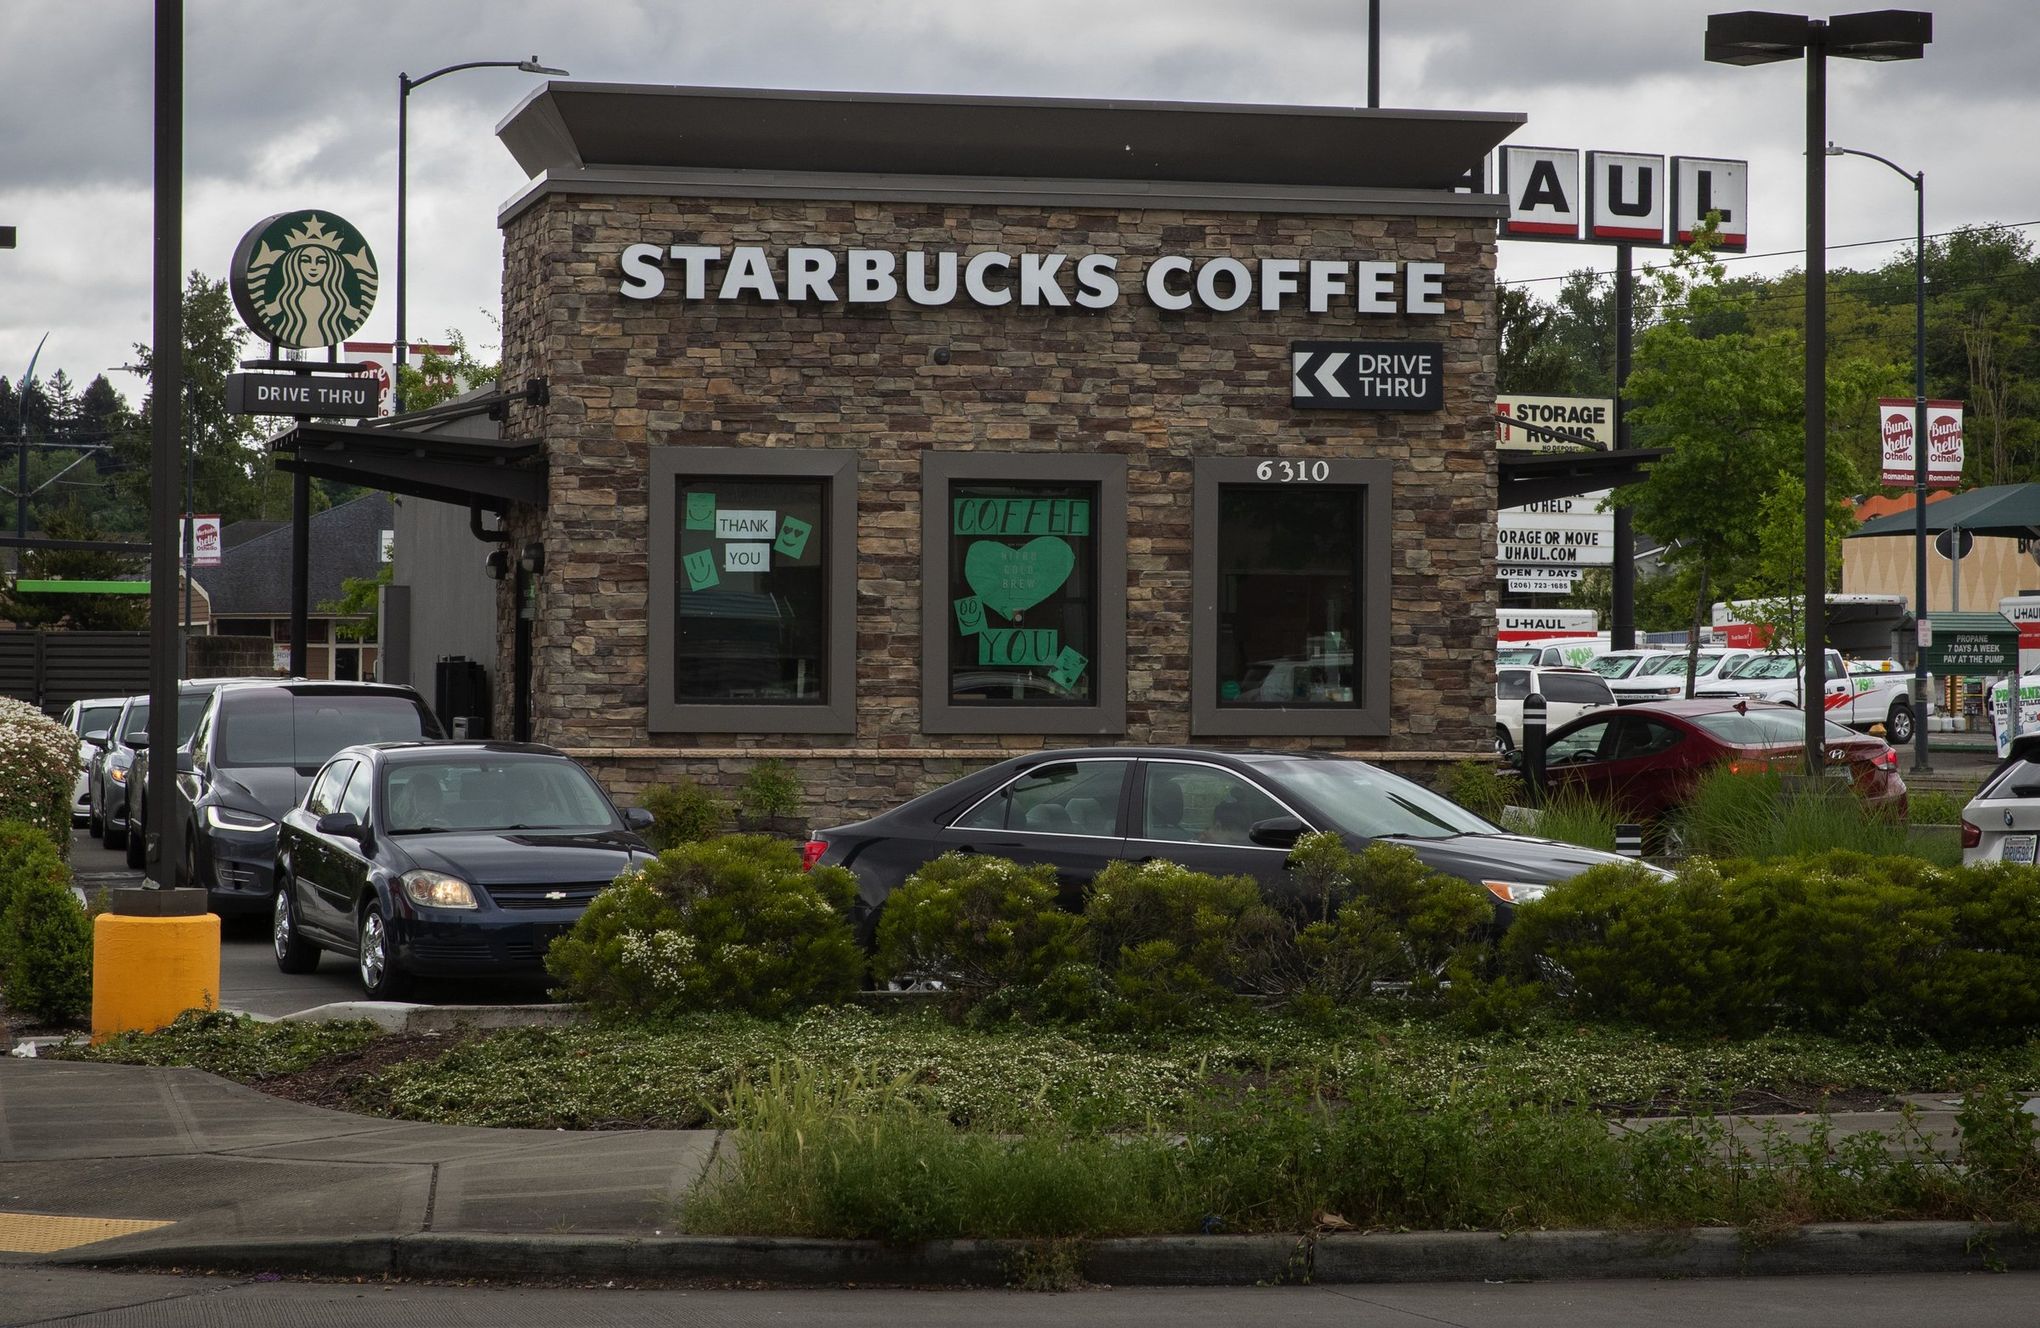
[808,746,1650,937]
[272,741,656,999]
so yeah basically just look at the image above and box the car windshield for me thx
[1496,648,1538,666]
[117,694,212,743]
[383,756,617,834]
[1256,757,1498,840]
[1693,709,1858,746]
[1727,656,1800,680]
[217,690,437,767]
[78,704,121,735]
[1585,655,1647,679]
[1639,654,1721,678]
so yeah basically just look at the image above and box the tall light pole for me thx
[396,57,567,413]
[1828,141,1929,773]
[1705,9,1931,775]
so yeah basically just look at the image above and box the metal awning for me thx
[1849,484,2040,540]
[267,420,546,512]
[1498,449,1664,508]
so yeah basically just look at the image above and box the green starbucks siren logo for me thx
[230,211,378,349]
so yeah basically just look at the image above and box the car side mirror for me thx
[176,751,196,774]
[1249,815,1306,849]
[623,806,655,832]
[84,729,110,748]
[315,811,364,840]
[127,734,149,750]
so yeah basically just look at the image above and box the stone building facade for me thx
[490,85,1521,819]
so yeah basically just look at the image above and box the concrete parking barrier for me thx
[90,888,219,1042]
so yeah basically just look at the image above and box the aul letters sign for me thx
[1879,398,1965,487]
[1290,342,1444,411]
[1500,148,1748,252]
[226,372,379,417]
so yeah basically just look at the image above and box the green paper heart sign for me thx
[964,537,1074,619]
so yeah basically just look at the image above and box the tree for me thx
[0,502,148,630]
[319,563,390,642]
[127,271,276,522]
[396,328,500,412]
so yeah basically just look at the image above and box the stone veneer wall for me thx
[498,195,1500,822]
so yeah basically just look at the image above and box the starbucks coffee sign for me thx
[230,211,379,349]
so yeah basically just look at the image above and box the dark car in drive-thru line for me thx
[89,680,257,857]
[1532,698,1908,826]
[167,681,446,914]
[273,741,656,998]
[806,746,1653,940]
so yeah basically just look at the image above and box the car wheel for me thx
[357,900,409,1001]
[181,831,208,892]
[1494,725,1516,756]
[1887,701,1915,746]
[273,876,321,974]
[87,801,101,837]
[124,807,146,869]
[104,800,127,850]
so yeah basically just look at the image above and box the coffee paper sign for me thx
[715,509,777,540]
[724,542,771,572]
[1048,645,1089,689]
[964,537,1075,618]
[684,492,717,531]
[774,516,813,560]
[954,595,986,637]
[682,548,719,591]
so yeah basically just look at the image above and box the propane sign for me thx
[1879,398,1964,487]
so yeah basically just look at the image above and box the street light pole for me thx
[1828,142,1929,772]
[1705,8,1932,776]
[394,56,567,414]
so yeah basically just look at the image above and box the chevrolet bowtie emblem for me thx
[545,890,567,901]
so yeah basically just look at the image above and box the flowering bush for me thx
[0,698,79,859]
[874,853,1083,992]
[546,835,863,1021]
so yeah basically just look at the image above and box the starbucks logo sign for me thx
[230,211,378,349]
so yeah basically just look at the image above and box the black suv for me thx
[171,682,443,914]
[101,680,259,862]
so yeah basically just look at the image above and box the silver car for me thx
[1962,734,2040,866]
[63,696,127,826]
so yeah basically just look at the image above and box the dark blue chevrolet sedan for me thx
[272,741,656,999]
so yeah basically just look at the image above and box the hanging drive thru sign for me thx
[225,372,379,417]
[1290,342,1443,410]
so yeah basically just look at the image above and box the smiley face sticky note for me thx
[682,548,719,591]
[774,516,813,561]
[954,595,986,637]
[684,491,717,531]
[1047,645,1088,690]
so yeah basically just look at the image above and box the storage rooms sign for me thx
[1496,394,1615,593]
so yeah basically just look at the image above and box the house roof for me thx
[191,492,390,617]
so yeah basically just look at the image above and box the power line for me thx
[1500,219,2040,289]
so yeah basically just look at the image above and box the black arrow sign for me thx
[1290,341,1445,412]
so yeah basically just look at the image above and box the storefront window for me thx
[921,453,1127,735]
[946,482,1097,706]
[1191,457,1391,737]
[648,448,856,733]
[1215,487,1359,707]
[673,477,827,703]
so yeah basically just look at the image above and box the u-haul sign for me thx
[1501,148,1748,251]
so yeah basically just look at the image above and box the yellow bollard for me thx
[90,891,221,1043]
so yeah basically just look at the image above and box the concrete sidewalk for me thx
[5,1055,2038,1287]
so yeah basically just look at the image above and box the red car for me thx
[1532,698,1907,823]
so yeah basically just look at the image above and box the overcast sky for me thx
[3,0,2034,403]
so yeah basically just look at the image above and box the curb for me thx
[53,1222,2040,1287]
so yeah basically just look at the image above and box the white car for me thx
[1581,649,1683,703]
[1696,649,1849,709]
[1495,666,1616,754]
[1962,735,2040,865]
[1605,648,1765,704]
[59,696,126,826]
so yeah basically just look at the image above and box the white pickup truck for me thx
[1696,649,1926,743]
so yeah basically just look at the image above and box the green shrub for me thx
[874,853,1083,993]
[546,834,863,1020]
[0,819,65,929]
[1438,760,1521,822]
[1083,859,1273,1024]
[1,863,92,1024]
[636,777,731,850]
[737,758,804,823]
[0,698,80,859]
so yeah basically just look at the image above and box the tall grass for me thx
[1671,767,1949,862]
[683,1062,2025,1240]
[1524,788,1618,852]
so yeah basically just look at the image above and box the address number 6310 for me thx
[1254,459,1332,482]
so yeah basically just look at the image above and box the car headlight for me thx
[109,767,127,784]
[401,870,478,910]
[1482,879,1550,904]
[204,806,276,833]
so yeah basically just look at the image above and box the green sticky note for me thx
[774,516,813,560]
[1048,645,1088,690]
[682,548,719,591]
[954,595,986,637]
[964,537,1075,618]
[684,491,717,531]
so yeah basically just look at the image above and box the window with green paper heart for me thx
[948,482,1097,704]
[672,476,829,703]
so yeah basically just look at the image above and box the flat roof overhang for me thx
[496,83,1523,223]
[1498,449,1664,508]
[268,421,546,513]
